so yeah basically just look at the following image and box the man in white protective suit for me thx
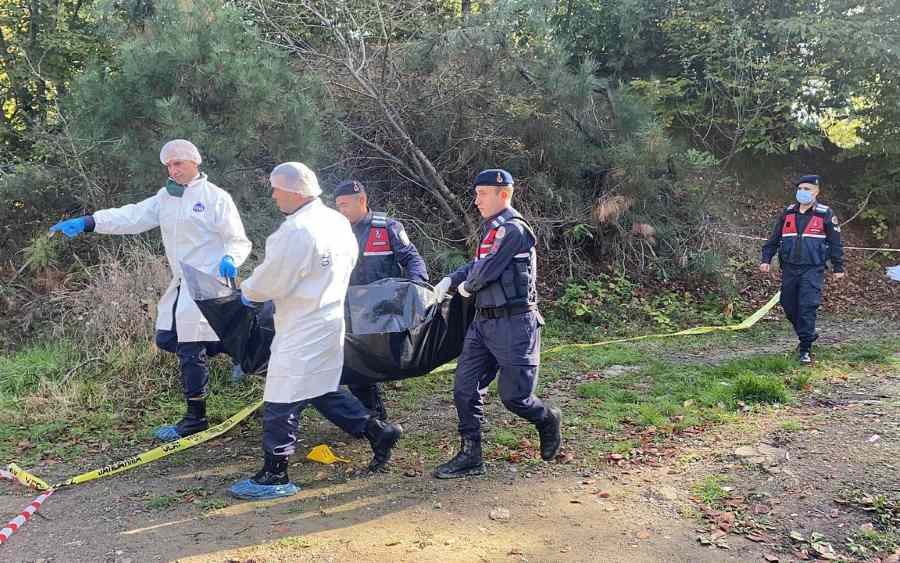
[50,139,252,441]
[228,162,403,500]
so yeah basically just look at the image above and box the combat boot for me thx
[536,407,562,461]
[364,417,402,472]
[432,438,484,479]
[229,451,299,500]
[154,398,209,442]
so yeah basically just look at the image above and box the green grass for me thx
[847,529,899,557]
[779,419,804,432]
[692,474,732,506]
[733,373,790,404]
[147,494,178,510]
[0,341,78,396]
[199,497,228,511]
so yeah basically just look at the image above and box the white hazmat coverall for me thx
[92,173,252,343]
[240,198,359,403]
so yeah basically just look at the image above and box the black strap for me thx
[477,304,537,319]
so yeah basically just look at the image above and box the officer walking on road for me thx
[50,139,252,441]
[760,174,845,365]
[431,169,561,479]
[334,180,429,420]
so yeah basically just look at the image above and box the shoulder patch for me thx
[815,203,830,213]
[495,226,506,239]
[786,204,797,212]
[398,228,410,246]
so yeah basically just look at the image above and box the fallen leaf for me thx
[710,530,727,541]
[811,542,836,560]
[609,453,624,461]
[763,555,779,562]
[746,533,768,543]
[789,531,805,542]
[384,540,401,546]
[597,491,611,499]
[507,548,524,556]
[751,503,771,515]
[637,531,650,540]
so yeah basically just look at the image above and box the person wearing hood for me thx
[50,139,252,441]
[760,174,845,365]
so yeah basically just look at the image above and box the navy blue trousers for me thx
[347,383,385,415]
[780,264,825,352]
[454,311,548,441]
[155,329,224,399]
[263,390,370,457]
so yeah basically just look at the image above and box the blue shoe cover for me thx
[154,424,182,442]
[229,479,299,500]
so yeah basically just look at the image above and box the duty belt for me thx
[476,304,537,319]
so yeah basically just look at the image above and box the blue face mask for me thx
[795,189,815,205]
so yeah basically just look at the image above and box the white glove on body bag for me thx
[433,276,452,301]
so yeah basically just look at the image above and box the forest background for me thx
[0,0,899,422]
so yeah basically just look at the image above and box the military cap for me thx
[334,180,366,197]
[473,169,514,187]
[795,174,821,187]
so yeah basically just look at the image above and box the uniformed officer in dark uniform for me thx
[431,169,561,479]
[760,174,845,365]
[334,180,429,420]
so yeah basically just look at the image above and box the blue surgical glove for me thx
[49,217,87,239]
[240,293,260,308]
[219,255,237,278]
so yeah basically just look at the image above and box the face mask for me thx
[165,178,185,198]
[795,189,815,205]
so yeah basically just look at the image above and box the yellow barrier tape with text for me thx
[7,399,263,492]
[543,292,781,355]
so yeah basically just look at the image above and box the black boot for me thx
[364,417,402,472]
[251,451,290,486]
[175,398,209,437]
[350,384,388,421]
[536,407,562,461]
[432,437,484,479]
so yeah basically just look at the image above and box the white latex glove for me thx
[457,281,471,298]
[433,276,452,301]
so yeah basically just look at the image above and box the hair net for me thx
[160,139,202,165]
[270,162,322,197]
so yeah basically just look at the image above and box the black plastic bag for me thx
[182,264,474,382]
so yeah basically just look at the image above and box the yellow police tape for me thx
[8,399,263,492]
[7,292,782,493]
[543,291,781,355]
[5,464,50,491]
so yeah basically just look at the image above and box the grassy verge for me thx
[1,316,897,473]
